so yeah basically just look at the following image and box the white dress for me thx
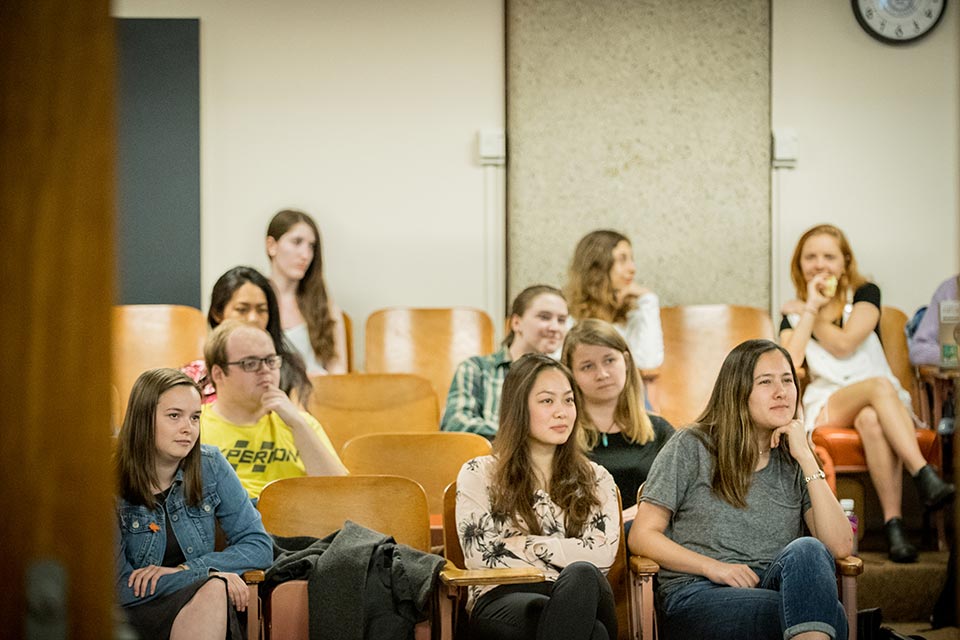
[787,286,911,431]
[284,323,326,376]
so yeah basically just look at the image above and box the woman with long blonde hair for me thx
[780,224,953,562]
[455,354,620,639]
[562,319,673,517]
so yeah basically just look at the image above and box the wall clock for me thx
[852,0,947,44]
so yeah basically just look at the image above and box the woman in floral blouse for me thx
[455,353,620,640]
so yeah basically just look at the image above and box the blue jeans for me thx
[658,537,847,640]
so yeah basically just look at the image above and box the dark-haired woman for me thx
[456,354,619,640]
[182,265,311,405]
[266,209,347,375]
[115,368,271,639]
[441,285,568,439]
[629,340,852,640]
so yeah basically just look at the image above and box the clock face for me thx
[853,0,948,44]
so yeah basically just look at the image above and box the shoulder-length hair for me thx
[490,353,600,538]
[503,284,567,348]
[561,318,654,449]
[692,339,799,508]
[207,265,312,404]
[116,368,203,509]
[565,229,636,324]
[267,209,337,367]
[790,224,868,301]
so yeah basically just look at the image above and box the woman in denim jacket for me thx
[115,368,272,639]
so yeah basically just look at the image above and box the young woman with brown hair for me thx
[455,353,620,640]
[266,209,347,375]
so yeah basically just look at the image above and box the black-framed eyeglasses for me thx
[224,354,283,373]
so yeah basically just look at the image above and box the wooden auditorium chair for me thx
[657,305,774,427]
[341,310,354,372]
[306,372,439,453]
[364,307,495,406]
[111,304,207,418]
[811,305,944,549]
[253,475,437,640]
[439,482,648,640]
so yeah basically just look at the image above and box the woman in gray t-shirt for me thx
[628,339,853,640]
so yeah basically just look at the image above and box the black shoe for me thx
[885,517,918,563]
[913,464,955,511]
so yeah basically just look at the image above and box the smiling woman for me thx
[454,354,620,640]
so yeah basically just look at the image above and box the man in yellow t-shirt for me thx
[200,321,347,499]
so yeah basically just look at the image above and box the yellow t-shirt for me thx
[200,405,340,499]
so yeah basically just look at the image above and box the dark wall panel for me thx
[117,18,200,307]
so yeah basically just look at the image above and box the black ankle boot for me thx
[913,464,955,511]
[885,517,918,563]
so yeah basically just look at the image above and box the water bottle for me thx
[840,498,858,556]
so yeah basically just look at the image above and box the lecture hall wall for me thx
[114,0,958,360]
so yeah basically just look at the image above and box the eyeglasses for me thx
[224,354,283,373]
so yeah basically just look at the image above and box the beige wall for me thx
[771,0,960,316]
[506,0,772,309]
[113,0,506,361]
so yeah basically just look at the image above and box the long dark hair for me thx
[207,266,311,404]
[266,210,337,367]
[693,339,800,508]
[490,354,600,537]
[116,369,203,509]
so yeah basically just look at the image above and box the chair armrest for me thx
[242,570,265,584]
[639,368,660,382]
[836,556,862,576]
[439,562,544,587]
[629,555,660,575]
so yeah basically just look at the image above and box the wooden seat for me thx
[440,482,647,639]
[341,432,491,517]
[256,475,434,639]
[111,304,207,418]
[306,372,439,453]
[364,307,495,405]
[657,305,774,427]
[341,310,354,372]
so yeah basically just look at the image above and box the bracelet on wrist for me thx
[804,469,826,485]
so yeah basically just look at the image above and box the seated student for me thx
[780,224,954,562]
[182,266,311,405]
[266,209,348,375]
[441,285,568,439]
[115,368,272,639]
[908,273,959,366]
[200,320,347,500]
[562,319,674,520]
[456,353,620,640]
[629,340,852,640]
[565,229,664,370]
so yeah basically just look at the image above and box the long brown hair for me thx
[692,339,799,508]
[790,224,868,302]
[116,368,203,509]
[267,209,337,366]
[561,318,654,449]
[565,229,637,324]
[490,354,600,537]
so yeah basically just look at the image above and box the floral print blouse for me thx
[455,455,620,611]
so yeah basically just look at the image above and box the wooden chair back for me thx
[258,475,431,552]
[442,482,632,639]
[342,432,491,516]
[364,307,495,404]
[306,373,439,453]
[112,304,207,418]
[657,305,774,427]
[879,305,918,412]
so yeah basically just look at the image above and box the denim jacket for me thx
[115,444,272,607]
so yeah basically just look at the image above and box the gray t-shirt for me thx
[641,428,811,595]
